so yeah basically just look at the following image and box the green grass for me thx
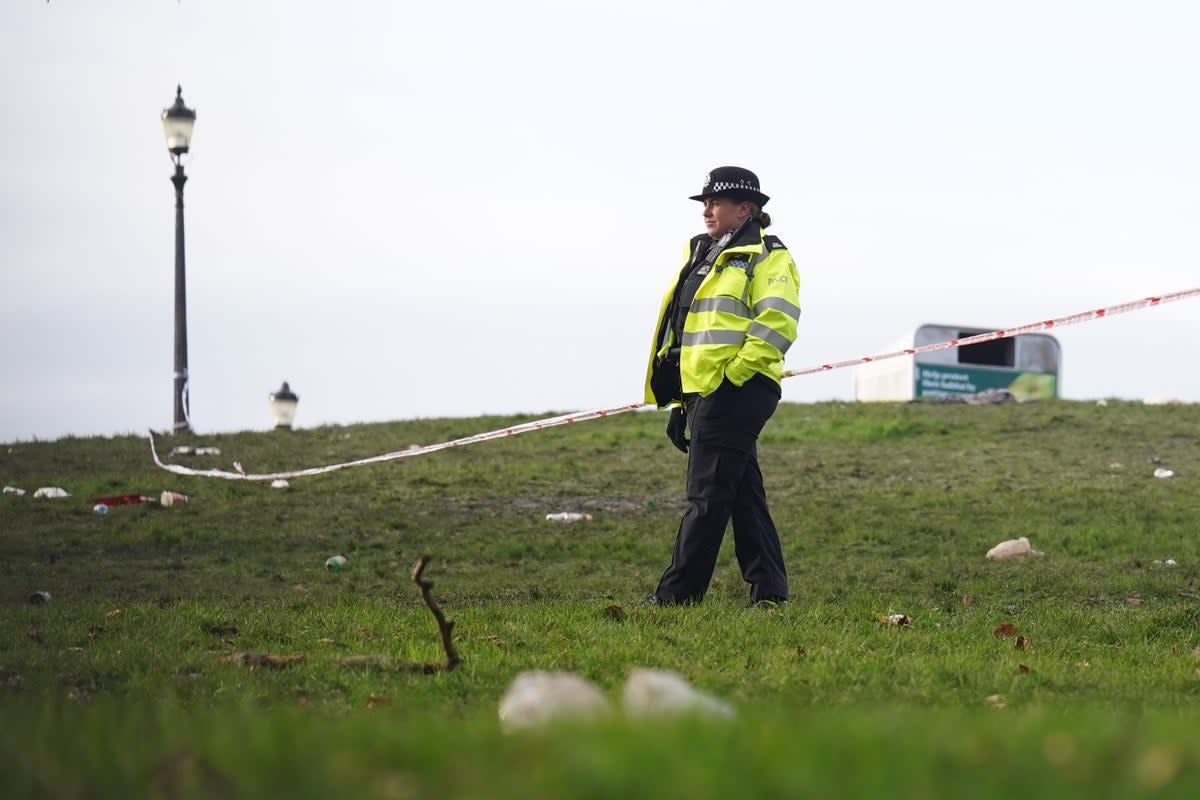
[2,400,1200,798]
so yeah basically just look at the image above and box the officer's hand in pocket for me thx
[666,407,689,453]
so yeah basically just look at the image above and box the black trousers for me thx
[653,374,788,604]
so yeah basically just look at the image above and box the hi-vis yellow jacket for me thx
[644,225,801,406]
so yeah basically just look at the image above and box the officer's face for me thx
[702,197,750,239]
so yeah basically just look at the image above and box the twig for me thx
[338,556,462,673]
[412,556,462,671]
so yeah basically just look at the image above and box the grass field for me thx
[2,399,1199,798]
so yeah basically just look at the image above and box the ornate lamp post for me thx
[162,86,196,433]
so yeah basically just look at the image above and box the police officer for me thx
[644,166,801,606]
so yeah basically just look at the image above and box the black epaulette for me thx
[763,234,787,251]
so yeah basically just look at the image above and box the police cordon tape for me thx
[150,287,1200,481]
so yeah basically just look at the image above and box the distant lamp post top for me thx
[161,85,196,157]
[270,381,300,430]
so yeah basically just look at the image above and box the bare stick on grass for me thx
[339,555,461,673]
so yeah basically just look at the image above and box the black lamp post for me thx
[162,85,196,433]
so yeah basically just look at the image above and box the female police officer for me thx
[644,166,801,606]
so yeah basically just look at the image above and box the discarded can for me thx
[325,555,348,572]
[546,512,593,523]
[28,591,51,605]
[160,490,189,507]
[93,503,109,515]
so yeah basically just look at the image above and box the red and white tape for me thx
[149,288,1199,481]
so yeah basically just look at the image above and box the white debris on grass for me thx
[169,446,222,456]
[3,485,27,496]
[498,670,612,732]
[986,536,1044,561]
[498,668,735,731]
[1144,395,1185,405]
[270,479,290,489]
[545,512,593,522]
[621,668,735,720]
[1153,468,1175,479]
[32,487,70,499]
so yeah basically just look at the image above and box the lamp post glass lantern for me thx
[270,382,300,429]
[162,85,196,433]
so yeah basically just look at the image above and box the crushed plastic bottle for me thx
[93,503,109,515]
[545,512,594,523]
[325,555,347,572]
[160,491,189,507]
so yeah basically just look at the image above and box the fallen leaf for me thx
[26,627,41,643]
[105,609,122,619]
[1126,596,1144,605]
[961,595,975,605]
[367,692,391,709]
[985,694,1007,708]
[994,623,1018,638]
[1018,664,1031,674]
[603,605,626,621]
[795,645,807,659]
[1015,635,1033,650]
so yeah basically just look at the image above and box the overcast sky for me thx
[2,1,1198,444]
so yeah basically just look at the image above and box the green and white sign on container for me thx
[854,324,1061,402]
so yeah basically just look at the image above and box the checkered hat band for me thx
[708,180,756,192]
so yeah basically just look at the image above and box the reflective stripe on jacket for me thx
[644,224,801,405]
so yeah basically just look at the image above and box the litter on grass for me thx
[1153,468,1175,479]
[169,446,221,456]
[33,487,70,498]
[545,512,593,522]
[270,479,290,489]
[986,537,1044,560]
[160,491,188,507]
[92,494,155,507]
[3,485,27,496]
[498,671,611,732]
[622,668,735,719]
[497,667,734,732]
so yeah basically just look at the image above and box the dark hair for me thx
[749,204,772,229]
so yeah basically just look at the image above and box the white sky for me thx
[2,1,1198,442]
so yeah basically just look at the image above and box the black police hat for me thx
[688,166,770,207]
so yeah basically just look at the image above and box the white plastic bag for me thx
[498,671,611,732]
[986,536,1044,561]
